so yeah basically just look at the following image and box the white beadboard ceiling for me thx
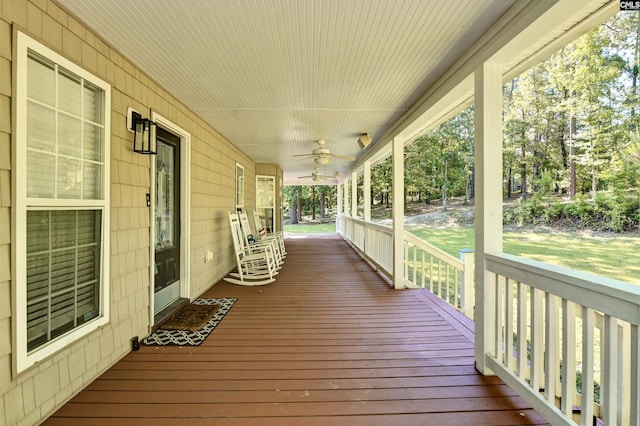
[54,0,607,184]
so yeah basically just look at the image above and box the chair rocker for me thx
[223,211,278,286]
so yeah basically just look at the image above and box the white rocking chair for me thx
[238,211,284,267]
[251,209,286,257]
[223,211,278,286]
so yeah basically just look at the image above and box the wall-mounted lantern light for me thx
[127,107,157,154]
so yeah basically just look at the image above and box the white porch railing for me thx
[339,216,473,317]
[340,216,393,275]
[485,253,640,426]
[339,214,639,425]
[403,232,475,318]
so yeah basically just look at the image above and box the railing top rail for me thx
[343,216,394,235]
[404,231,464,269]
[486,252,640,325]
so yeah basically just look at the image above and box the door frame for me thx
[149,111,191,326]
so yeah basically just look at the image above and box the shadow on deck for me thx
[44,234,549,425]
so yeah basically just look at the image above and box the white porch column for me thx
[351,171,358,218]
[392,137,405,289]
[343,178,350,216]
[336,182,342,235]
[474,61,503,375]
[364,160,371,222]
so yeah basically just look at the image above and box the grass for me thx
[407,225,639,284]
[283,223,336,234]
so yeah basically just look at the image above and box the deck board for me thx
[44,235,549,425]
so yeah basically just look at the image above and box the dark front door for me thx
[154,127,180,314]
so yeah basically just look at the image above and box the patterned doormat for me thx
[143,298,236,346]
[161,303,220,331]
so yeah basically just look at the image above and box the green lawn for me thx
[283,223,337,234]
[407,225,639,284]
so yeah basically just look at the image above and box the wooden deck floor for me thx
[44,235,548,425]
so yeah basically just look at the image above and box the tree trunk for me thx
[319,188,325,219]
[290,200,298,224]
[311,186,316,220]
[632,11,640,129]
[296,190,302,223]
[569,114,577,198]
[442,139,449,211]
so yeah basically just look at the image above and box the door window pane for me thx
[156,141,175,249]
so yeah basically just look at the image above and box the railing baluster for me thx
[445,263,450,304]
[517,282,527,379]
[581,307,595,426]
[421,250,426,288]
[495,274,503,361]
[561,300,576,417]
[531,288,544,392]
[454,265,459,310]
[602,314,619,425]
[412,245,417,285]
[631,324,639,426]
[429,255,434,292]
[545,293,559,404]
[403,241,408,280]
[505,278,514,370]
[619,322,630,425]
[437,259,442,298]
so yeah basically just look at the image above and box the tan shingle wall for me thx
[0,1,255,424]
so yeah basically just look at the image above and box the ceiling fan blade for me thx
[330,154,356,161]
[292,153,314,158]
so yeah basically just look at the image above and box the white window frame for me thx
[256,175,276,231]
[13,31,111,373]
[235,162,244,210]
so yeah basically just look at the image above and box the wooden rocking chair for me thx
[251,209,286,257]
[223,211,278,286]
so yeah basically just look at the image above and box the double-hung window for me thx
[235,163,244,211]
[15,32,110,372]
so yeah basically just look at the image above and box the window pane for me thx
[50,248,75,293]
[58,70,81,116]
[27,54,55,106]
[26,298,48,351]
[57,157,82,199]
[26,253,49,300]
[51,210,76,249]
[82,162,102,200]
[156,142,175,249]
[27,210,49,253]
[83,122,103,162]
[50,289,75,339]
[57,113,82,157]
[27,102,55,152]
[77,246,97,283]
[77,210,98,245]
[83,82,103,124]
[77,282,99,323]
[27,151,55,198]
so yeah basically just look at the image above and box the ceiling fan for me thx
[292,139,355,165]
[298,167,339,182]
